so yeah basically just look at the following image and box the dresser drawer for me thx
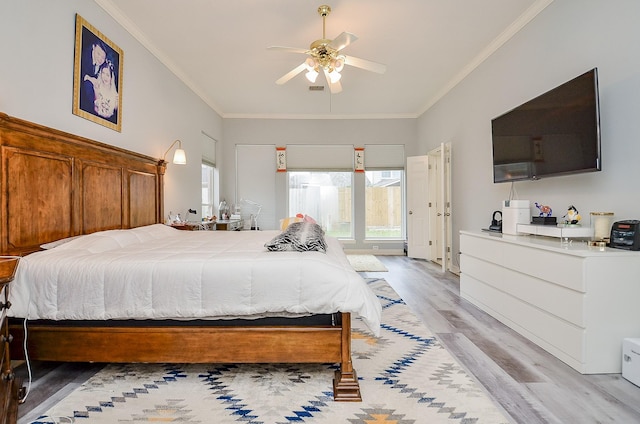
[503,243,585,292]
[461,254,585,326]
[461,273,585,365]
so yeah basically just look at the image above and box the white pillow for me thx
[40,235,84,250]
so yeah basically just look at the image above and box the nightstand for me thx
[170,221,215,231]
[0,256,22,424]
[215,219,244,231]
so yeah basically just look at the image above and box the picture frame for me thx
[72,14,123,132]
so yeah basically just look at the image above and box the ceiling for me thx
[98,0,551,119]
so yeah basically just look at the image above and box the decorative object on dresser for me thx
[589,212,614,244]
[535,202,552,217]
[562,204,582,225]
[0,256,22,424]
[532,202,557,225]
[609,220,640,251]
[501,199,530,235]
[488,210,502,232]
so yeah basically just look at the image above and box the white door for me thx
[406,156,429,259]
[427,143,452,272]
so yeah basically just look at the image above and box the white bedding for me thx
[9,224,381,336]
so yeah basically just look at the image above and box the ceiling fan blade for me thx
[276,62,307,85]
[267,46,309,54]
[328,32,358,51]
[323,69,343,94]
[344,55,387,74]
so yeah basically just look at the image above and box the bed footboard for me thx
[9,312,362,401]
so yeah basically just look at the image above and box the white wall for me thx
[417,0,640,265]
[0,1,222,219]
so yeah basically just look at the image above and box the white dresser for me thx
[460,230,640,374]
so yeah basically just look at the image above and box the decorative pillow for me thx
[302,214,317,224]
[279,216,304,231]
[265,222,327,253]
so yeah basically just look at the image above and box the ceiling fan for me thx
[268,4,386,94]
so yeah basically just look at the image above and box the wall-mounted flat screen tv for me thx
[492,68,601,183]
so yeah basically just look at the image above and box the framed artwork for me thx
[276,147,287,172]
[72,14,123,132]
[354,147,365,172]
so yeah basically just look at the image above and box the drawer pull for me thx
[0,300,10,310]
[1,334,13,344]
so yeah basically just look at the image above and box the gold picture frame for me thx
[72,14,123,132]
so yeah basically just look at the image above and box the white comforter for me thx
[9,224,381,336]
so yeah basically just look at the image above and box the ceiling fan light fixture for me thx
[328,69,342,83]
[269,4,386,89]
[305,57,317,70]
[305,69,319,83]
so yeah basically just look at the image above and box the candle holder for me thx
[589,212,614,246]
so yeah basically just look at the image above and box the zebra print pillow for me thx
[265,221,327,253]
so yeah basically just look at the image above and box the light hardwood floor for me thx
[371,256,640,424]
[12,255,640,423]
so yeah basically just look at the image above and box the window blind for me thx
[201,131,216,165]
[364,144,405,170]
[286,144,353,170]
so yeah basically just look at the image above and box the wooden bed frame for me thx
[0,113,361,401]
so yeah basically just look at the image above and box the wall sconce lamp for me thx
[162,139,187,165]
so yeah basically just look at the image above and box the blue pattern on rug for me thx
[30,278,509,424]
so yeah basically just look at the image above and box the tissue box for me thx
[502,200,530,235]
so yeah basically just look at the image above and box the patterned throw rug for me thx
[30,279,509,424]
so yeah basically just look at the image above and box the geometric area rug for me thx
[29,279,510,424]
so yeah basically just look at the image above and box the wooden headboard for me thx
[0,113,166,256]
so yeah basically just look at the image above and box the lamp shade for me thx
[162,139,187,165]
[172,148,187,165]
[328,70,342,83]
[305,69,319,83]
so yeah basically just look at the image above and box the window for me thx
[288,171,352,238]
[365,170,404,238]
[201,162,215,218]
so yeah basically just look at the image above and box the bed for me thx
[0,112,381,401]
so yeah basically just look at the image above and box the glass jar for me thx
[590,212,614,241]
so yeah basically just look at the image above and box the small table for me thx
[0,256,22,423]
[215,219,244,231]
[169,221,216,231]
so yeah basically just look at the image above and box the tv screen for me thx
[492,68,601,183]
